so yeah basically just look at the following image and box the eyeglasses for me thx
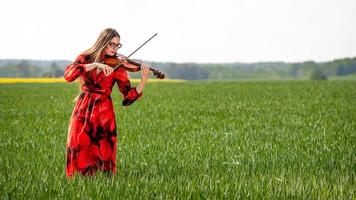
[108,42,122,49]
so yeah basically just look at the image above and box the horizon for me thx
[0,55,355,65]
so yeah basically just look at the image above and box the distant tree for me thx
[16,60,31,77]
[336,65,348,76]
[46,62,64,77]
[164,63,209,80]
[288,64,300,77]
[50,62,57,77]
[310,70,327,80]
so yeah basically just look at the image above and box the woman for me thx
[64,28,150,177]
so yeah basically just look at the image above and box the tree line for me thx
[0,57,355,80]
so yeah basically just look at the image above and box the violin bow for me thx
[113,33,158,71]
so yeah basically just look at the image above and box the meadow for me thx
[0,80,355,199]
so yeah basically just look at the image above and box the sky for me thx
[0,0,355,63]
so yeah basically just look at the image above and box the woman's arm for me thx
[84,63,97,72]
[64,55,86,82]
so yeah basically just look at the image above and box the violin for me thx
[103,54,165,79]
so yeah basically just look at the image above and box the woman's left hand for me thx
[141,63,150,83]
[136,63,150,94]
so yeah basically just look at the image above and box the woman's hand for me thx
[140,63,150,83]
[135,63,150,94]
[84,63,113,76]
[96,63,113,76]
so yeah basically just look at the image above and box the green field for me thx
[0,80,355,199]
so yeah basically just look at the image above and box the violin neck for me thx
[126,59,142,67]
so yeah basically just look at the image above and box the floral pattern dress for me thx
[64,53,142,177]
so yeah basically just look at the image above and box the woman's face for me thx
[104,36,121,56]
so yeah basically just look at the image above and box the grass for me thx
[0,80,355,199]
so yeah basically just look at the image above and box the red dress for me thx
[64,53,142,177]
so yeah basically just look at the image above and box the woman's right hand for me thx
[96,63,113,76]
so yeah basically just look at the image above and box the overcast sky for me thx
[1,0,355,63]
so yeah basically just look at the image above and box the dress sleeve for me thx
[64,55,87,82]
[115,68,142,106]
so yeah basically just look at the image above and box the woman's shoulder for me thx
[74,53,90,63]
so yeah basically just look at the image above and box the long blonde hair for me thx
[82,28,121,63]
